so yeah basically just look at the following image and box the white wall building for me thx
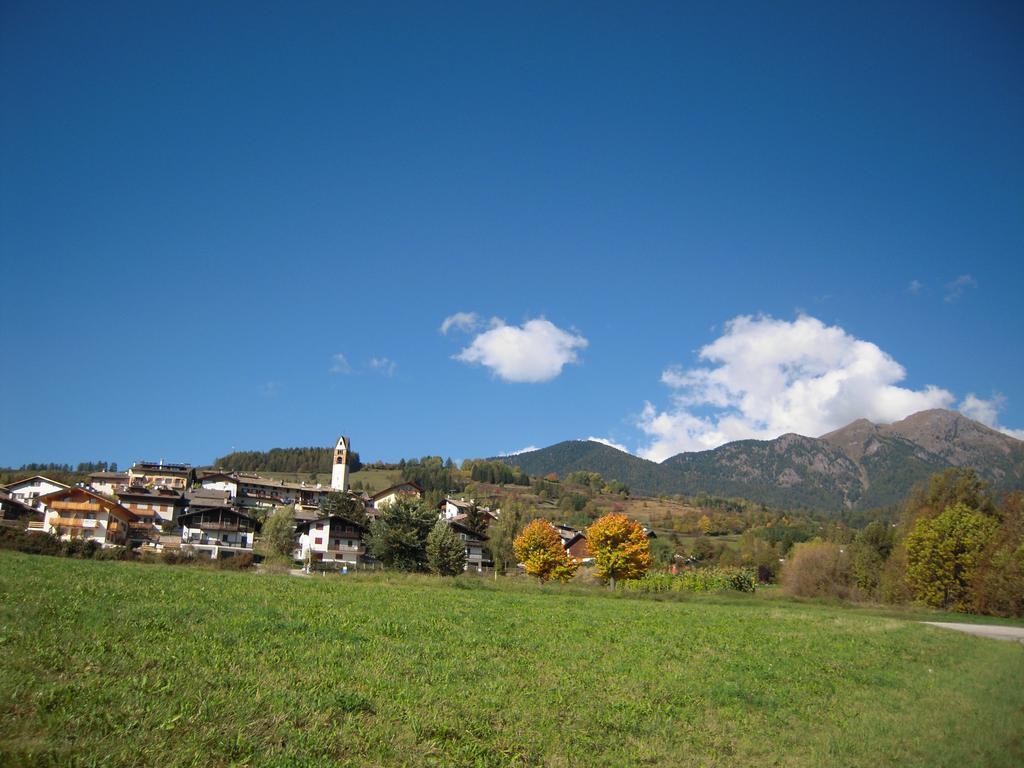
[178,507,257,559]
[295,514,367,565]
[4,476,69,512]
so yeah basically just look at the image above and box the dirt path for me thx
[923,622,1024,643]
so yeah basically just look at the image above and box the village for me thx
[0,435,602,572]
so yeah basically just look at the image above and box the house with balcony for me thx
[447,519,490,570]
[0,488,40,528]
[177,506,259,559]
[87,471,130,496]
[3,475,70,513]
[196,470,240,497]
[36,487,137,547]
[295,514,368,565]
[127,461,195,491]
[116,486,186,525]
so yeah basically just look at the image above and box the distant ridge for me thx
[500,409,1024,511]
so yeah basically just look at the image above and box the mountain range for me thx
[499,409,1024,511]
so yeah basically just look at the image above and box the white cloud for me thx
[455,318,588,383]
[908,279,922,294]
[959,393,1024,441]
[369,357,397,376]
[636,314,957,461]
[500,445,538,456]
[440,312,480,335]
[586,436,629,453]
[330,353,352,374]
[945,274,977,303]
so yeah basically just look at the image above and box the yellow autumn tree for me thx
[513,519,580,583]
[588,513,652,588]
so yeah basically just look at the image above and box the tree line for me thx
[212,447,362,474]
[781,468,1024,616]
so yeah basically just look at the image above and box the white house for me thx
[178,507,258,559]
[87,471,129,496]
[370,482,424,511]
[197,471,240,497]
[294,514,367,565]
[440,497,475,519]
[4,476,70,512]
[36,486,137,547]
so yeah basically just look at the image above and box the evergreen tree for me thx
[262,505,296,561]
[426,519,466,576]
[320,491,368,526]
[366,496,436,571]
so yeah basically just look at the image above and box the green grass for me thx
[255,468,403,493]
[1,551,1022,767]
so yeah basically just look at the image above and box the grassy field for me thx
[1,552,1022,767]
[259,468,403,493]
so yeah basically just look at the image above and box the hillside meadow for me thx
[1,552,1022,767]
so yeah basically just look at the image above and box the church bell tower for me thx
[331,436,351,491]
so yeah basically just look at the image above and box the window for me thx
[222,534,229,542]
[347,540,353,547]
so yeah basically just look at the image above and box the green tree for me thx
[849,521,896,596]
[365,496,436,571]
[262,505,296,561]
[488,502,533,574]
[905,503,999,610]
[970,491,1024,617]
[648,536,676,569]
[904,467,995,523]
[426,519,467,576]
[320,491,368,526]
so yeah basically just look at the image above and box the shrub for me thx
[161,549,199,566]
[94,546,135,561]
[781,541,854,599]
[62,538,100,559]
[217,552,254,570]
[0,527,64,556]
[621,567,756,594]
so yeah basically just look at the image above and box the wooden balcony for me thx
[192,521,249,532]
[54,517,100,528]
[51,500,101,512]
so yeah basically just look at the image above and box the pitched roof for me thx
[178,506,259,526]
[370,481,424,501]
[3,475,70,491]
[38,486,137,524]
[88,471,129,480]
[447,519,488,542]
[295,514,368,534]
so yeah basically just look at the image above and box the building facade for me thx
[37,487,136,547]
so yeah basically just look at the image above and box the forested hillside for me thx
[211,447,361,474]
[501,410,1024,512]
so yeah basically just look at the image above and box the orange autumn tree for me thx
[513,519,580,583]
[588,513,652,588]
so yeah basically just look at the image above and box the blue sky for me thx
[2,1,1022,467]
